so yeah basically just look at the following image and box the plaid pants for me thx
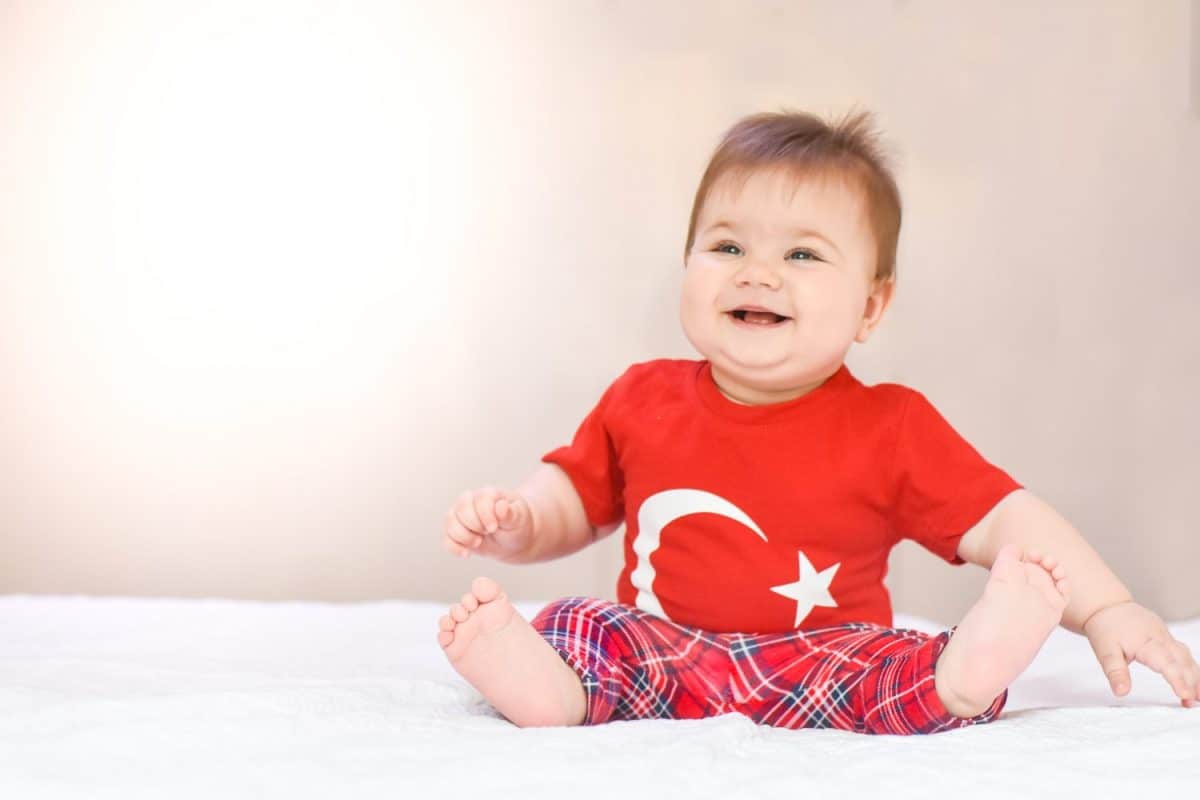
[529,596,1005,735]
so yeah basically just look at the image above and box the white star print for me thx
[769,550,841,627]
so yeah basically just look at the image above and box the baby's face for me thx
[680,167,891,405]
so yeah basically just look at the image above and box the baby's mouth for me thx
[728,309,792,326]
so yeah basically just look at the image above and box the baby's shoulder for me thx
[857,380,958,431]
[846,378,928,427]
[863,379,920,403]
[603,358,698,402]
[609,357,696,386]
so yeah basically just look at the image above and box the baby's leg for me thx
[530,596,733,725]
[934,544,1070,718]
[730,548,1066,734]
[728,622,1002,734]
[437,577,587,727]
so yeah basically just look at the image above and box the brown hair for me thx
[684,109,902,283]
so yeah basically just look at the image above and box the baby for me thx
[436,109,1200,733]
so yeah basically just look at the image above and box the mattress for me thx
[1,595,1197,798]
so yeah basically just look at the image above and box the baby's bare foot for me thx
[935,544,1071,718]
[437,577,587,727]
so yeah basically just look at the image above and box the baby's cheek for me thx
[798,293,854,327]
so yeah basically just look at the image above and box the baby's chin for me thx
[706,341,801,370]
[710,355,808,386]
[710,352,841,390]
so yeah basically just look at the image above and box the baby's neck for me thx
[712,369,829,406]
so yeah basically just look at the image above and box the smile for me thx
[726,310,792,328]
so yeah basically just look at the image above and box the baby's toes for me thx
[1054,576,1070,603]
[471,576,503,603]
[450,603,470,623]
[1029,551,1068,584]
[1020,561,1051,588]
[990,544,1026,583]
[461,592,480,612]
[436,614,457,648]
[1023,563,1068,608]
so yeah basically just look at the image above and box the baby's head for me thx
[680,109,901,405]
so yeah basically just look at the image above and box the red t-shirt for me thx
[541,359,1022,634]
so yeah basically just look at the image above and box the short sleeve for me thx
[540,378,626,528]
[888,390,1023,565]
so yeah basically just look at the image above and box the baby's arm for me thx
[443,464,619,565]
[505,463,619,563]
[956,489,1130,634]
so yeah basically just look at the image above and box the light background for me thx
[1,0,1197,624]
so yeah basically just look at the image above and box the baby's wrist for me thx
[1080,598,1136,633]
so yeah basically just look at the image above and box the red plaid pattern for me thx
[530,596,1005,735]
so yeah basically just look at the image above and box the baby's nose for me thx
[735,262,781,287]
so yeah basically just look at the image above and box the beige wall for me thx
[1,1,1197,623]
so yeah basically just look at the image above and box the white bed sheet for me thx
[1,595,1197,799]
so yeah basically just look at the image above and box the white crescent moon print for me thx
[631,489,840,627]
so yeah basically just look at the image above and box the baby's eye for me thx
[787,248,822,262]
[714,242,742,255]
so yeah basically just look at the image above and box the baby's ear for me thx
[856,278,896,342]
[872,276,897,302]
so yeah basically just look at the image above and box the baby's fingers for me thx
[444,513,483,558]
[1133,638,1196,704]
[453,491,487,534]
[495,493,529,530]
[471,487,502,533]
[1170,641,1200,708]
[1091,638,1133,696]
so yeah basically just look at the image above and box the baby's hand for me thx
[443,487,535,562]
[1083,600,1200,708]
